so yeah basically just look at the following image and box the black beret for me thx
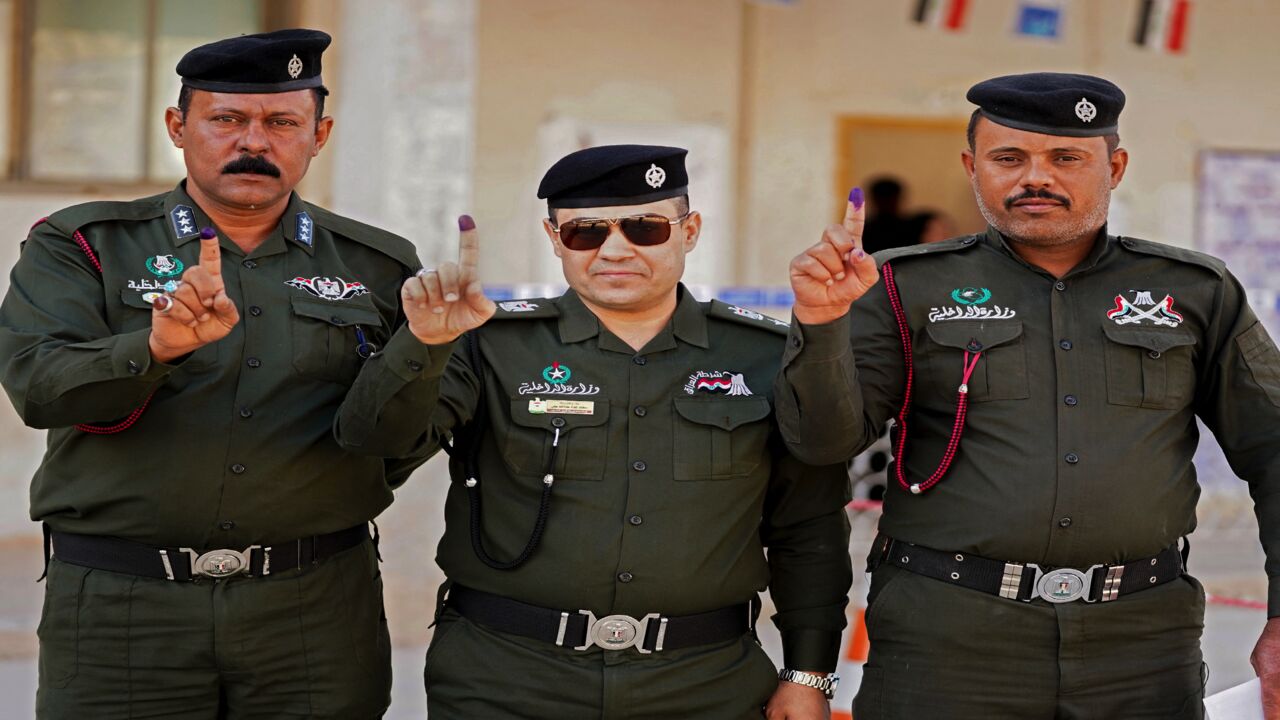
[538,145,689,209]
[967,72,1124,137]
[177,29,331,95]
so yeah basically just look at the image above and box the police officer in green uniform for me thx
[387,145,852,719]
[0,30,435,719]
[777,73,1280,718]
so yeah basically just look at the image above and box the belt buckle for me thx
[1032,565,1100,603]
[174,545,261,579]
[566,610,662,653]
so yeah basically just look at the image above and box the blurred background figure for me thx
[912,209,958,244]
[860,176,917,252]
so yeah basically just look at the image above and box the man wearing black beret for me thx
[778,71,1280,718]
[1,29,435,718]
[393,144,853,718]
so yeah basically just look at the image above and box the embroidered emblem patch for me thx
[295,211,314,247]
[950,287,991,306]
[170,205,199,239]
[684,370,753,396]
[644,163,666,189]
[285,276,369,301]
[127,278,168,292]
[288,54,303,79]
[728,305,765,321]
[1106,291,1183,327]
[1075,97,1097,123]
[929,304,1017,323]
[543,362,571,384]
[499,301,539,312]
[146,254,184,278]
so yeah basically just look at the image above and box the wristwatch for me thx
[778,668,840,700]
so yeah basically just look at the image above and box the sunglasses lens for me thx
[560,220,611,251]
[619,215,672,246]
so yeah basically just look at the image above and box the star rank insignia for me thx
[295,211,314,247]
[170,205,199,239]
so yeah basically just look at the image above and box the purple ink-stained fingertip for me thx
[458,214,476,231]
[199,227,217,240]
[848,187,864,211]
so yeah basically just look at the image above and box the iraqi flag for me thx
[1133,0,1191,53]
[912,0,970,31]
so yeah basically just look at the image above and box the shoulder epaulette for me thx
[305,203,420,269]
[874,235,978,266]
[490,298,560,319]
[42,194,167,236]
[707,299,790,335]
[1117,236,1225,278]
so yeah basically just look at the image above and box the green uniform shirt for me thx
[776,226,1280,613]
[379,288,852,671]
[0,183,444,549]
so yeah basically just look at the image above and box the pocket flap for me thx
[926,320,1024,351]
[674,397,772,431]
[119,289,160,309]
[1103,325,1197,353]
[509,398,610,430]
[290,295,382,327]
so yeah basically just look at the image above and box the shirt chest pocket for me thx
[672,397,772,481]
[1102,325,1197,410]
[502,399,610,481]
[290,296,387,384]
[923,321,1028,402]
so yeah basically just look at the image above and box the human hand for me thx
[149,228,239,363]
[765,679,831,720]
[789,188,880,326]
[1251,617,1280,719]
[403,214,496,345]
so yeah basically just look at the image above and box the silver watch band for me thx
[778,668,839,699]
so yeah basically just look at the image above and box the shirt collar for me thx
[556,284,710,351]
[982,223,1114,276]
[162,182,314,256]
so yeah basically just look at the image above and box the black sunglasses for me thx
[553,212,692,251]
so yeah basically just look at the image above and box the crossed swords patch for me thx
[1106,290,1184,328]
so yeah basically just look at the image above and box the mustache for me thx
[1004,188,1070,209]
[221,155,281,178]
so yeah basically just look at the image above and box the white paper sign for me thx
[1204,677,1262,720]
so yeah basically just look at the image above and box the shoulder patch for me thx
[1117,236,1225,278]
[874,235,977,266]
[707,299,790,335]
[304,203,420,269]
[43,194,167,237]
[491,298,559,319]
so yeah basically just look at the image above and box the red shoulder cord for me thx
[30,218,154,434]
[881,262,983,494]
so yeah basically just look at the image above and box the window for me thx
[6,0,271,185]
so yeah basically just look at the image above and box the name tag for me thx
[529,398,595,415]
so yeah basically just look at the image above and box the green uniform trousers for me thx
[854,564,1206,719]
[36,540,390,720]
[424,607,780,719]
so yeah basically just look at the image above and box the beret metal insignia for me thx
[1075,97,1097,123]
[644,163,666,189]
[287,54,303,79]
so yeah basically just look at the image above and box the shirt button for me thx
[246,357,261,368]
[790,336,802,349]
[127,360,141,375]
[633,355,647,366]
[407,360,424,372]
[1064,395,1078,406]
[249,305,262,317]
[1058,517,1073,528]
[617,572,634,583]
[242,259,257,269]
[1059,339,1073,351]
[629,515,644,526]
[1064,453,1080,464]
[632,460,647,472]
[550,417,566,428]
[239,407,253,419]
[633,406,647,417]
[966,341,983,352]
[1054,281,1067,291]
[230,463,246,474]
[330,315,343,324]
[219,520,236,531]
[1148,350,1162,359]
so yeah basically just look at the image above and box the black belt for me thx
[447,584,756,654]
[49,524,369,581]
[870,534,1186,604]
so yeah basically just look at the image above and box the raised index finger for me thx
[198,227,222,277]
[457,214,480,277]
[842,187,866,246]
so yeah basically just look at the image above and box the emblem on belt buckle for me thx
[1036,568,1089,603]
[592,615,641,649]
[194,549,248,578]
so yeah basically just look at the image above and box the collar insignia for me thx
[170,205,199,239]
[295,211,314,247]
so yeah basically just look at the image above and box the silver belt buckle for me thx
[1032,565,1100,603]
[562,610,663,654]
[168,545,261,579]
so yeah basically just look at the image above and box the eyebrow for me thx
[986,145,1091,154]
[208,107,305,117]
